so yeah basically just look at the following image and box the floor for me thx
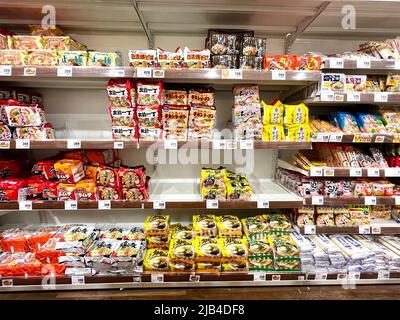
[0,285,399,300]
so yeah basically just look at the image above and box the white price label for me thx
[19,201,32,211]
[320,92,335,102]
[364,196,376,206]
[395,60,400,70]
[0,141,10,149]
[329,58,344,68]
[153,201,166,210]
[98,200,111,210]
[164,139,178,149]
[24,67,36,76]
[315,273,328,280]
[384,167,400,177]
[374,92,388,102]
[136,67,152,78]
[206,199,218,209]
[315,133,330,142]
[350,168,362,177]
[240,140,253,149]
[67,139,81,149]
[57,66,73,77]
[253,272,266,281]
[359,225,371,234]
[15,139,30,149]
[71,275,85,285]
[367,168,380,177]
[310,167,323,177]
[329,133,343,142]
[348,272,361,280]
[304,225,316,235]
[189,274,200,282]
[113,141,124,149]
[226,140,237,149]
[298,275,305,281]
[152,69,165,78]
[221,69,242,79]
[257,200,270,209]
[357,58,371,69]
[132,275,141,282]
[110,69,125,77]
[1,279,13,287]
[213,140,227,149]
[371,226,381,235]
[271,70,286,80]
[347,92,361,102]
[377,270,390,280]
[151,274,164,283]
[375,136,385,143]
[65,200,78,210]
[323,169,335,177]
[0,65,12,76]
[395,196,400,205]
[312,196,324,205]
[271,275,281,281]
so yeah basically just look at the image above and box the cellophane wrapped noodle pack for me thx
[162,105,189,141]
[129,49,157,68]
[157,48,184,69]
[183,47,211,69]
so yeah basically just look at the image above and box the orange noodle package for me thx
[54,159,85,183]
[76,179,97,201]
[57,183,76,201]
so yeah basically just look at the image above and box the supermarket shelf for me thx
[304,196,400,206]
[0,140,312,150]
[277,159,309,176]
[1,272,400,292]
[304,92,400,105]
[323,58,400,72]
[311,133,400,144]
[296,220,400,235]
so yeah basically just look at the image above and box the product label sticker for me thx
[1,279,13,287]
[334,94,344,102]
[359,225,371,234]
[212,140,227,150]
[348,272,361,280]
[151,274,164,283]
[271,70,286,80]
[164,139,178,149]
[367,168,380,177]
[377,271,390,280]
[347,92,361,102]
[226,140,237,149]
[110,69,125,77]
[19,201,32,211]
[374,92,388,103]
[189,274,200,282]
[371,226,381,235]
[395,60,400,70]
[0,141,10,149]
[153,201,166,210]
[206,199,218,209]
[315,133,330,142]
[375,136,385,143]
[0,65,12,76]
[152,69,165,78]
[65,200,78,210]
[364,196,376,206]
[271,275,281,281]
[253,272,266,281]
[350,168,362,177]
[257,200,270,209]
[395,196,400,205]
[24,67,36,76]
[221,69,242,79]
[15,139,30,149]
[98,200,111,210]
[136,67,152,78]
[67,139,81,149]
[240,140,254,149]
[329,58,344,68]
[304,225,316,235]
[297,275,305,281]
[315,273,328,280]
[310,167,323,176]
[356,58,371,69]
[57,66,73,77]
[384,167,400,177]
[71,275,85,285]
[352,133,372,143]
[311,196,324,205]
[320,92,335,102]
[329,133,343,142]
[113,141,124,149]
[323,169,335,177]
[132,275,141,282]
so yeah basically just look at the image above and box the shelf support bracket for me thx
[131,0,154,49]
[284,1,330,54]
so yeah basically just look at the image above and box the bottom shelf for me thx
[1,272,399,291]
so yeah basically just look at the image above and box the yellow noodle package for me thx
[284,103,309,124]
[261,100,284,124]
[284,124,310,142]
[169,238,195,261]
[241,215,268,236]
[144,248,169,271]
[200,168,227,190]
[146,234,170,249]
[144,215,170,235]
[226,180,252,201]
[222,261,249,272]
[262,124,284,141]
[170,224,194,240]
[194,236,221,261]
[201,188,226,201]
[193,215,218,237]
[216,215,242,237]
[219,237,248,262]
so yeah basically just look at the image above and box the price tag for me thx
[0,65,12,76]
[310,167,323,177]
[15,139,30,149]
[374,92,388,103]
[239,140,254,149]
[132,275,141,282]
[271,70,286,80]
[253,272,266,281]
[371,226,381,234]
[323,169,335,177]
[257,200,269,209]
[356,58,371,69]
[353,133,372,143]
[320,92,335,102]
[110,69,125,77]
[298,275,305,281]
[24,67,36,76]
[359,225,371,234]
[164,139,178,149]
[347,92,361,102]
[337,274,348,280]
[329,58,344,68]
[221,69,242,79]
[98,200,111,210]
[1,279,13,287]
[19,201,32,211]
[329,133,343,142]
[304,225,316,235]
[0,141,10,149]
[271,275,281,281]
[114,141,124,149]
[335,94,344,102]
[71,275,85,285]
[377,270,390,280]
[395,60,400,70]
[57,66,73,77]
[315,273,328,280]
[136,67,152,78]
[206,199,218,209]
[375,136,385,143]
[395,196,400,205]
[151,274,164,283]
[213,140,227,149]
[152,69,165,78]
[65,200,78,210]
[350,168,362,177]
[67,139,81,149]
[367,168,380,177]
[348,272,361,280]
[315,133,330,142]
[364,196,376,206]
[226,140,237,149]
[384,167,400,177]
[312,196,324,205]
[189,274,200,282]
[153,201,166,210]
